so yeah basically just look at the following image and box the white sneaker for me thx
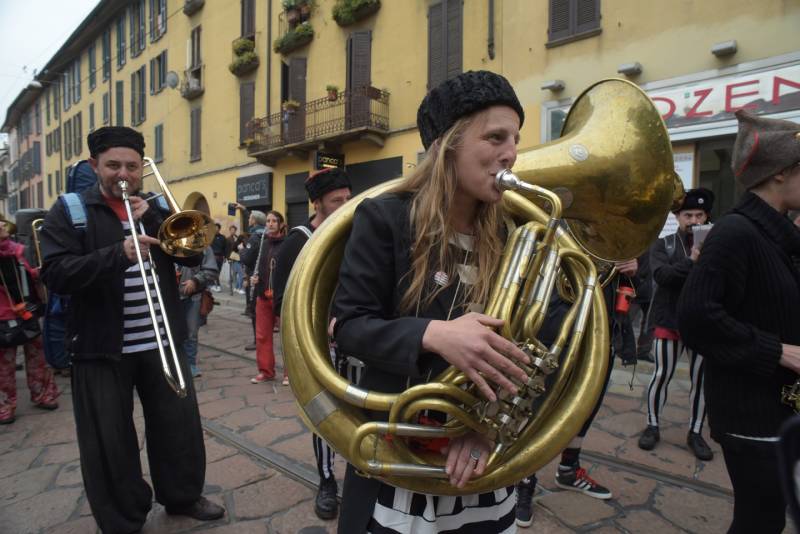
[211,285,222,293]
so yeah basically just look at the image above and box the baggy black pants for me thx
[71,349,206,534]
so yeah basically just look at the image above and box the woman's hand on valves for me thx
[422,312,530,402]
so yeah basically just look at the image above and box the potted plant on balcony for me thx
[232,37,255,55]
[332,0,381,27]
[229,38,259,76]
[273,21,314,54]
[326,84,339,101]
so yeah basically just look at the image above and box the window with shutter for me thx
[103,92,110,125]
[116,81,125,126]
[89,103,95,132]
[74,113,81,156]
[190,107,201,161]
[117,15,127,69]
[154,123,164,162]
[102,30,112,80]
[241,0,255,38]
[346,31,371,129]
[287,58,306,143]
[240,82,255,145]
[73,59,81,104]
[547,0,601,47]
[64,118,72,160]
[33,142,41,175]
[89,43,97,91]
[427,0,462,91]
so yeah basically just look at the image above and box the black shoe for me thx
[166,496,225,521]
[637,353,654,363]
[515,481,535,527]
[687,432,714,461]
[244,342,256,351]
[314,477,338,520]
[638,425,660,450]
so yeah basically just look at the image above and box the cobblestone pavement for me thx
[0,293,794,533]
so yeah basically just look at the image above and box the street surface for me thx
[0,290,793,533]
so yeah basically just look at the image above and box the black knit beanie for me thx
[417,70,524,150]
[88,126,145,158]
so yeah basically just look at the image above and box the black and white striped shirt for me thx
[122,221,168,354]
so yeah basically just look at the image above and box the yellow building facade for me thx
[7,0,799,231]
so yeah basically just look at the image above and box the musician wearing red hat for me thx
[678,110,800,533]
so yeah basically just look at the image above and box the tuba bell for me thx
[281,78,680,495]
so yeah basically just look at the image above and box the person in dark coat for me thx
[637,188,714,461]
[272,167,352,520]
[332,70,530,533]
[209,223,228,292]
[678,110,800,534]
[39,126,224,533]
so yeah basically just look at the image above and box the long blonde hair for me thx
[393,116,505,313]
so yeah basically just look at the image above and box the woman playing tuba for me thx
[332,70,529,533]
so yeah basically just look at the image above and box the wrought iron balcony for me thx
[246,86,390,165]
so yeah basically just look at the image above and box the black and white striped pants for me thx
[313,351,364,481]
[645,337,706,434]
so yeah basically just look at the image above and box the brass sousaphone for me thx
[281,79,682,495]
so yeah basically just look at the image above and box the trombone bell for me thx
[141,157,216,257]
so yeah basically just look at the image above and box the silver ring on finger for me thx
[470,448,481,463]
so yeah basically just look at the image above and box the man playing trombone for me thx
[40,126,224,533]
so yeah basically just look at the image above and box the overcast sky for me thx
[0,0,100,139]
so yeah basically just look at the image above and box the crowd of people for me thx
[0,69,797,534]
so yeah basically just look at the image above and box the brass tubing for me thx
[119,180,187,398]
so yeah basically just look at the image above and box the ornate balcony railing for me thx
[246,86,389,163]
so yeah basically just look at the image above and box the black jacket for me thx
[211,233,229,258]
[40,184,199,360]
[649,229,693,330]
[678,192,800,440]
[333,192,501,532]
[334,192,471,396]
[272,220,314,317]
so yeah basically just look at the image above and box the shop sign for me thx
[650,64,800,129]
[315,151,345,169]
[236,173,272,206]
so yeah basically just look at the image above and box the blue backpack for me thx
[42,162,95,369]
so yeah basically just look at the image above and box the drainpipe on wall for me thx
[488,0,495,60]
[267,0,272,118]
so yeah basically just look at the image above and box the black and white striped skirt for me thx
[367,484,517,534]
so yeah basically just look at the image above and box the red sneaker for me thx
[250,373,273,384]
